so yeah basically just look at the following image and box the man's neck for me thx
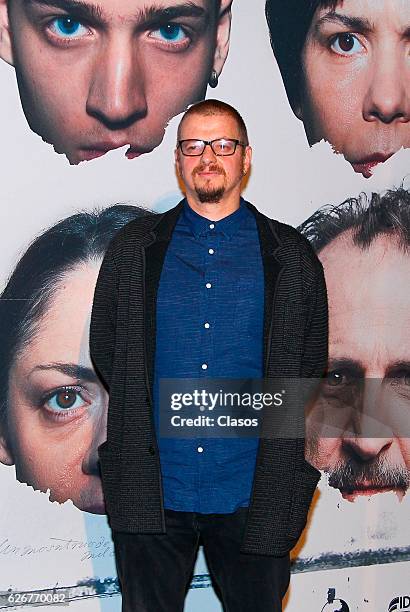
[185,192,242,221]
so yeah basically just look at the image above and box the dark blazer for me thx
[89,199,328,556]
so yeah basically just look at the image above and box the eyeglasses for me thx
[178,138,247,157]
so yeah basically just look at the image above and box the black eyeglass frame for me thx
[178,138,248,157]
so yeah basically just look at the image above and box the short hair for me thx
[265,0,338,110]
[177,99,249,145]
[0,204,154,425]
[298,188,410,254]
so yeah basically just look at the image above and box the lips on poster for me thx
[1,0,410,175]
[266,0,410,178]
[0,0,232,163]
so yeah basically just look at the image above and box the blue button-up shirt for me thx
[153,198,264,513]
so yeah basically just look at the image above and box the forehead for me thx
[17,264,100,367]
[179,113,240,139]
[20,0,215,21]
[320,231,410,304]
[313,0,410,25]
[319,232,410,359]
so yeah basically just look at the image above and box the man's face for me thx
[307,232,410,501]
[0,263,108,514]
[299,0,410,177]
[175,112,251,205]
[0,0,231,163]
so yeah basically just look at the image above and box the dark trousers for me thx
[113,507,290,612]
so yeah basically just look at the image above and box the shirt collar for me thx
[182,198,249,240]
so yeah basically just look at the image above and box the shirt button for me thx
[148,445,156,456]
[197,446,204,453]
[208,248,215,255]
[209,223,215,229]
[201,363,208,370]
[204,322,210,329]
[206,282,212,289]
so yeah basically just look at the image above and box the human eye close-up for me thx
[47,15,90,40]
[330,32,364,56]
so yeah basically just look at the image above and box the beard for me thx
[328,457,410,493]
[196,185,226,203]
[192,163,227,203]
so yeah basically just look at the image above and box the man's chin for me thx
[80,500,107,514]
[196,187,225,204]
[45,488,107,514]
[339,486,407,502]
[77,486,107,514]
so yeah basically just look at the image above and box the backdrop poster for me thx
[1,1,410,611]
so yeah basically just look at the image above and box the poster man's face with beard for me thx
[306,231,410,501]
[299,0,410,177]
[0,0,232,164]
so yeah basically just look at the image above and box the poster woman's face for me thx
[300,0,410,177]
[0,262,108,514]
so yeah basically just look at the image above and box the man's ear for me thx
[212,0,232,79]
[0,430,15,466]
[174,147,181,175]
[0,0,14,66]
[243,145,252,176]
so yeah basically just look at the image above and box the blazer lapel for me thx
[142,200,185,403]
[245,202,284,376]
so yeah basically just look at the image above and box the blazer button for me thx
[148,445,156,456]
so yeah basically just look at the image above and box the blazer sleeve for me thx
[89,248,119,389]
[301,257,329,379]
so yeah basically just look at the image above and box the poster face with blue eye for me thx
[0,0,233,165]
[0,0,410,611]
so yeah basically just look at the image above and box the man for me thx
[90,99,328,611]
[300,188,410,501]
[266,0,410,177]
[0,0,232,164]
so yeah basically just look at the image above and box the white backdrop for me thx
[1,1,410,610]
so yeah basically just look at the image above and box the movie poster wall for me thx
[0,0,410,610]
